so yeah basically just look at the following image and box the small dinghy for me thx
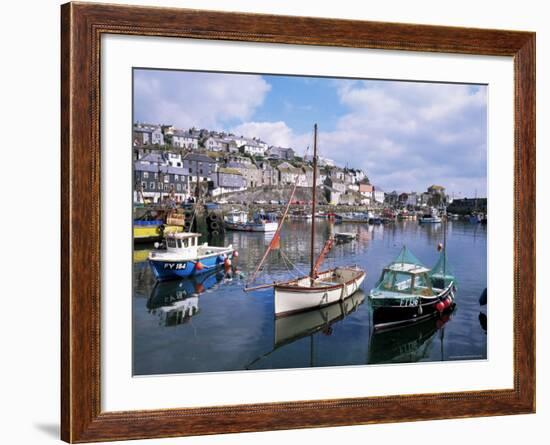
[334,232,357,244]
[148,232,235,281]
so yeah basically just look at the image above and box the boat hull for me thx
[274,267,365,317]
[133,225,162,242]
[224,221,278,232]
[418,218,441,224]
[149,249,233,281]
[371,285,454,331]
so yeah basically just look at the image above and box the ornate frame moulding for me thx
[61,2,535,442]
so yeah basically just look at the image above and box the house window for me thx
[176,184,181,191]
[174,174,179,181]
[199,169,203,175]
[189,168,193,173]
[150,182,155,190]
[141,182,147,190]
[143,172,149,179]
[154,173,158,179]
[158,182,162,189]
[164,184,170,191]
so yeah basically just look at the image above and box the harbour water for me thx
[133,220,487,375]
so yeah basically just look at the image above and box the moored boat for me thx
[418,208,442,224]
[224,210,278,232]
[134,219,164,243]
[367,211,382,224]
[289,210,313,220]
[338,212,369,223]
[334,232,357,243]
[245,124,366,317]
[274,266,365,316]
[369,246,456,331]
[148,232,235,281]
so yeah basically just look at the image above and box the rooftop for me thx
[183,153,215,163]
[218,167,243,175]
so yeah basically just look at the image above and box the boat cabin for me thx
[373,263,437,298]
[225,211,248,224]
[164,232,202,258]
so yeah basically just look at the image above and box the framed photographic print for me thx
[61,2,535,442]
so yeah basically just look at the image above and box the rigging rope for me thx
[279,249,306,278]
[246,145,311,286]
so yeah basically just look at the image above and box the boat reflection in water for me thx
[247,290,366,369]
[275,289,366,347]
[146,269,227,326]
[367,306,455,364]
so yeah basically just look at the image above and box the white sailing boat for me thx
[245,124,366,317]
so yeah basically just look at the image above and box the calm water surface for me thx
[133,220,487,375]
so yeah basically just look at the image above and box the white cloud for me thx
[134,71,271,129]
[230,121,294,147]
[315,80,487,194]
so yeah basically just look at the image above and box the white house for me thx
[204,136,227,152]
[172,130,199,150]
[166,152,183,168]
[241,139,267,156]
[373,186,385,204]
[133,123,164,146]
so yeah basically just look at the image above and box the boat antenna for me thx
[309,123,318,281]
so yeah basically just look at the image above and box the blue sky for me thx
[134,69,487,197]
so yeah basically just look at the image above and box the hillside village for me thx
[133,122,458,210]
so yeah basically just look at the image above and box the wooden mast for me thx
[310,123,318,280]
[443,212,447,275]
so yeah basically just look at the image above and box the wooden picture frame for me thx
[61,2,535,442]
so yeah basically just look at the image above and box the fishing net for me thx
[389,246,426,268]
[429,251,457,289]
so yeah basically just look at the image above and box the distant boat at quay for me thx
[148,232,235,281]
[224,210,278,232]
[289,210,313,220]
[334,232,358,244]
[418,208,442,224]
[338,212,370,223]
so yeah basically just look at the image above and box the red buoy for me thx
[443,298,451,309]
[195,261,204,271]
[233,250,239,258]
[435,301,445,313]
